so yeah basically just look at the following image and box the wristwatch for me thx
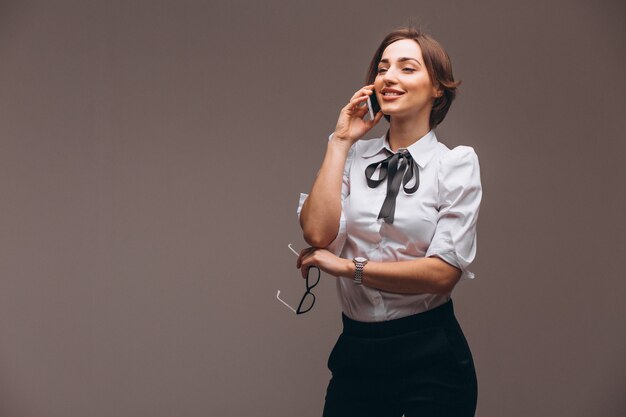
[352,257,368,285]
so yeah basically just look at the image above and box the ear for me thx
[432,84,443,98]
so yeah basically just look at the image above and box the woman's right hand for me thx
[332,84,384,146]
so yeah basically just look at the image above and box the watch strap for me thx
[352,257,368,285]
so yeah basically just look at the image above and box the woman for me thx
[296,26,482,417]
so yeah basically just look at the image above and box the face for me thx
[374,39,441,120]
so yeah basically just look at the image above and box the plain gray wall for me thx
[0,0,624,416]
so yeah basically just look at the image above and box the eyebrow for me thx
[379,57,421,66]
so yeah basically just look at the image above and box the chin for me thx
[381,108,403,117]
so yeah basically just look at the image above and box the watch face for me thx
[354,257,367,263]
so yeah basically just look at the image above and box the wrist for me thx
[343,258,356,277]
[328,134,352,152]
[351,257,369,286]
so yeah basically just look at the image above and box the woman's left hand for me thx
[296,247,351,279]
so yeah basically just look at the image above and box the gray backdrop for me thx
[1,0,624,416]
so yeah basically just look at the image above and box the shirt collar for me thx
[361,129,439,168]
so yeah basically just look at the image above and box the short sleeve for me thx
[425,146,482,280]
[334,132,355,201]
[296,132,356,256]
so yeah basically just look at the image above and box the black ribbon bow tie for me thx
[365,148,420,224]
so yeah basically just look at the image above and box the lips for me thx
[381,92,404,102]
[380,88,405,101]
[381,88,405,95]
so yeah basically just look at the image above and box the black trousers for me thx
[322,299,477,417]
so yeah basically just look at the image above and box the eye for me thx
[377,67,415,74]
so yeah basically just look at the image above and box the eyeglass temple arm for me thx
[287,243,300,257]
[276,290,297,314]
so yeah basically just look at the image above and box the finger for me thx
[362,84,375,93]
[300,261,313,279]
[355,103,370,119]
[351,95,369,104]
[356,100,369,111]
[299,252,318,279]
[296,251,306,268]
[348,95,369,111]
[352,86,373,98]
[349,85,375,101]
[372,110,384,124]
[296,247,315,268]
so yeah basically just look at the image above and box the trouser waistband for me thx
[341,299,457,338]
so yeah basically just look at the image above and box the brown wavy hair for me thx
[365,26,461,129]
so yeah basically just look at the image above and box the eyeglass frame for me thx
[276,243,321,315]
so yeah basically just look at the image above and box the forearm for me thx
[340,256,462,295]
[300,138,352,247]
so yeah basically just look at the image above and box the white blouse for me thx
[297,129,482,322]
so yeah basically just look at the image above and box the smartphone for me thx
[366,90,381,120]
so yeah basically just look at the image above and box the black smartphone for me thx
[366,89,381,120]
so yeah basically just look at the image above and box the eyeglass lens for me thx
[297,266,320,314]
[306,266,320,290]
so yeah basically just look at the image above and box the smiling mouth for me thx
[381,93,404,101]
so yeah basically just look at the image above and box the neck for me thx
[387,109,432,151]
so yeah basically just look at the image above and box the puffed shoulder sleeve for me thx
[425,146,483,280]
[296,132,356,256]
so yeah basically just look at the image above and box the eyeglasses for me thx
[276,243,320,315]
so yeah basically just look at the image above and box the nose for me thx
[382,67,399,84]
